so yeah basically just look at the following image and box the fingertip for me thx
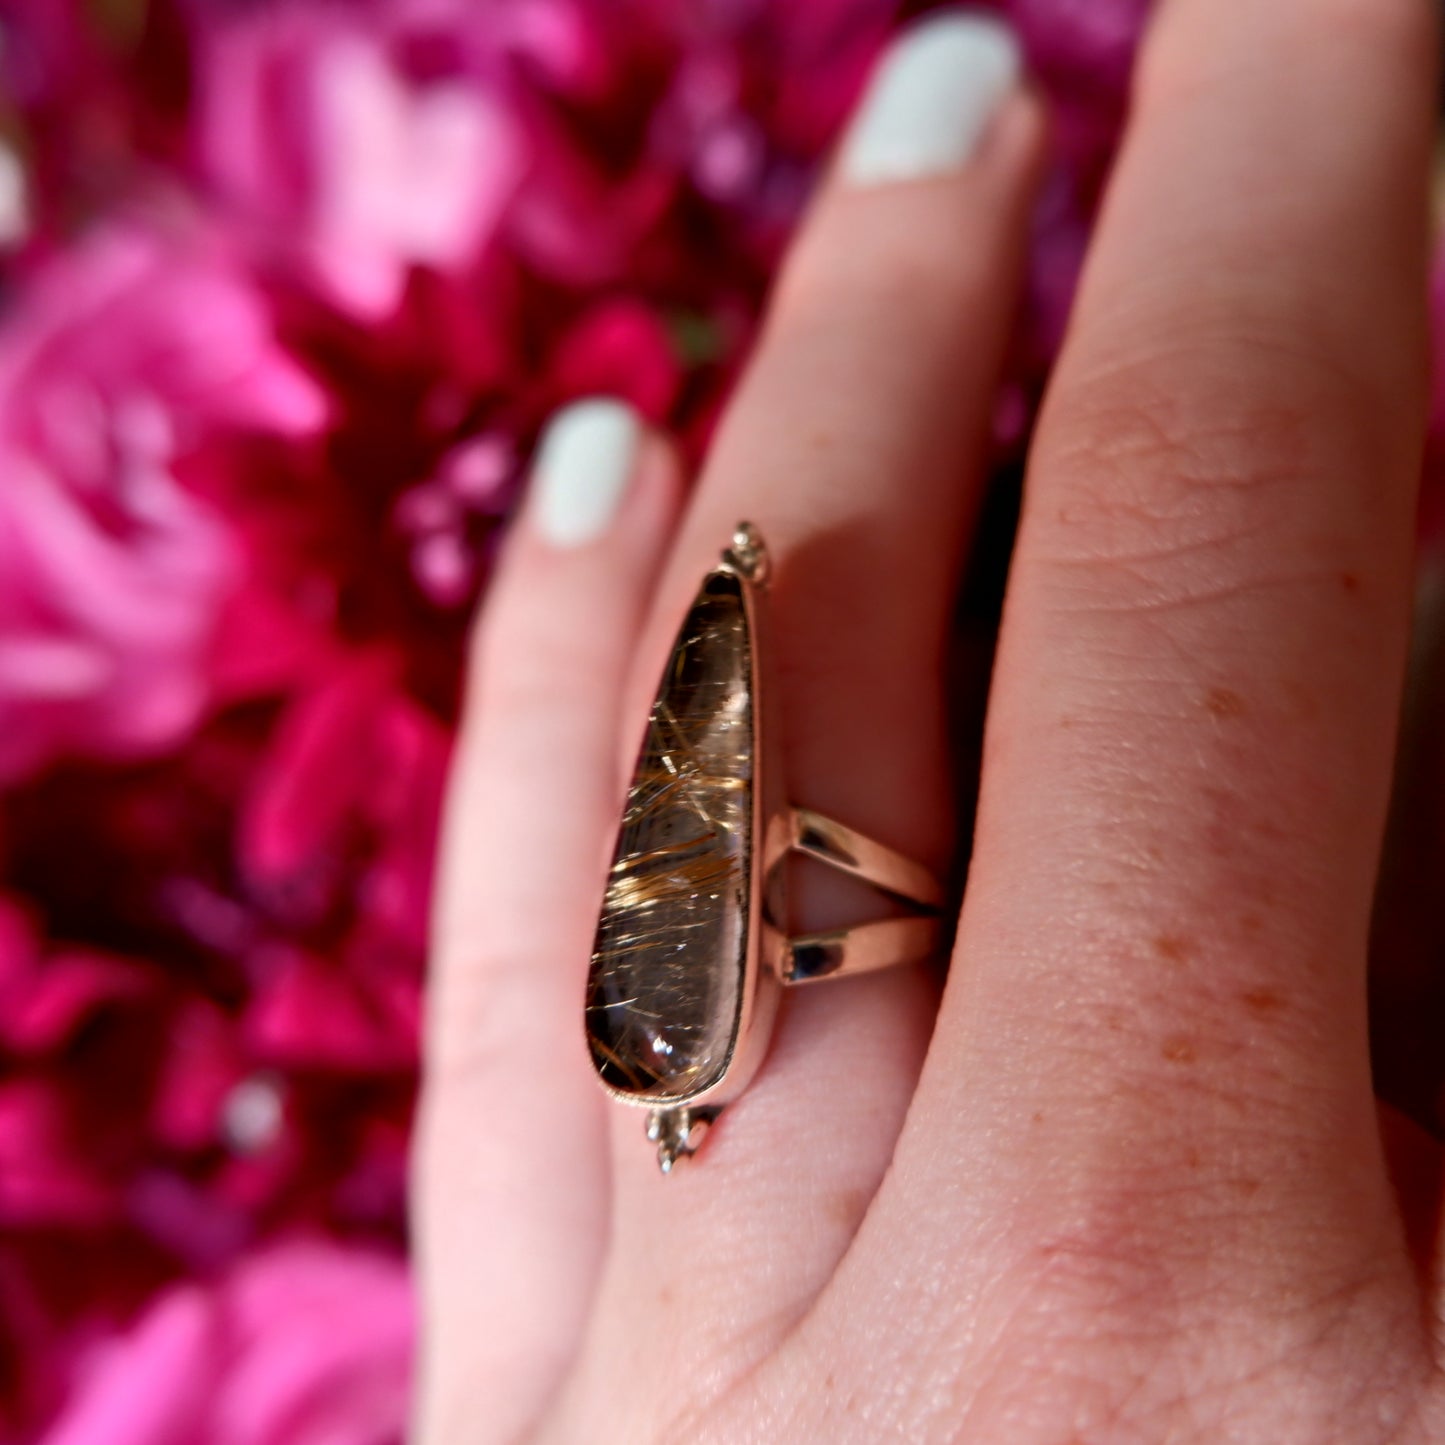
[522,396,682,557]
[529,397,645,551]
[839,9,1024,188]
[470,400,682,668]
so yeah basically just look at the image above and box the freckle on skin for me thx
[1242,874,1277,908]
[1241,987,1285,1015]
[1241,912,1264,936]
[1184,1148,1201,1169]
[1153,933,1193,963]
[1162,1036,1197,1064]
[1233,1178,1262,1198]
[1031,1110,1045,1124]
[831,1188,867,1229]
[1206,686,1246,719]
[1340,571,1361,596]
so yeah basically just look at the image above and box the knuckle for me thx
[969,1192,1421,1445]
[983,1143,1252,1327]
[1025,340,1355,609]
[961,1200,1204,1437]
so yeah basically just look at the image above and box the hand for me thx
[413,4,1445,1440]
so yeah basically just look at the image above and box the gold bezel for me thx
[593,525,781,1113]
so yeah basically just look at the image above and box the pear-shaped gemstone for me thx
[586,568,753,1101]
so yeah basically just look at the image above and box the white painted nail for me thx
[841,12,1021,187]
[531,398,642,548]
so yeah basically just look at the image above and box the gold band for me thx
[784,916,942,985]
[774,808,943,984]
[786,808,945,909]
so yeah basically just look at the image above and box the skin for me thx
[414,1,1445,1440]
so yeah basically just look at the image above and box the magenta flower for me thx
[0,1076,116,1229]
[0,223,326,784]
[42,1242,413,1445]
[0,896,148,1057]
[195,3,526,319]
[238,652,448,1071]
[0,443,240,783]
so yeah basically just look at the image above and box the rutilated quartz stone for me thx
[586,568,753,1101]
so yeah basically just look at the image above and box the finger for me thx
[553,14,1045,1428]
[866,0,1437,1390]
[413,400,682,1444]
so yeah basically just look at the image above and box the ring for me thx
[584,523,946,1172]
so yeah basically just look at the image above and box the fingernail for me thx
[841,12,1021,187]
[531,398,642,548]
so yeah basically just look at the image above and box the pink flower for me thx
[42,1242,413,1445]
[236,651,448,1071]
[149,1003,252,1156]
[0,223,326,783]
[0,445,239,783]
[0,1078,115,1229]
[547,298,682,421]
[196,4,525,319]
[0,896,149,1056]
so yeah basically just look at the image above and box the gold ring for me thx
[585,523,945,1172]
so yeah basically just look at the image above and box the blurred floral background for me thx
[2,0,1442,1440]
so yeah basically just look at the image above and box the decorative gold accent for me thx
[585,523,945,1172]
[723,520,769,584]
[647,1105,718,1173]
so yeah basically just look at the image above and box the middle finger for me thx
[552,13,1044,1433]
